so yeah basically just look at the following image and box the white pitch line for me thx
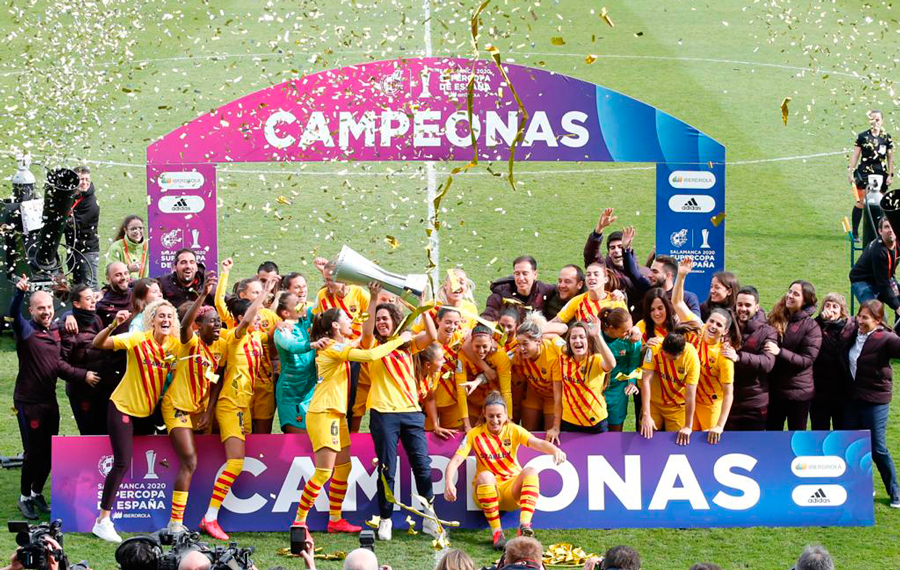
[423,0,440,284]
[0,149,849,176]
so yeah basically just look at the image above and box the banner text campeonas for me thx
[52,432,874,532]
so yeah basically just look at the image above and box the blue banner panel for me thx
[656,162,726,296]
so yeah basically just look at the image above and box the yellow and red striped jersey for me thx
[432,331,464,408]
[411,300,479,333]
[690,335,734,406]
[455,349,512,419]
[218,328,267,409]
[110,330,181,417]
[643,342,700,407]
[455,422,532,482]
[164,335,227,414]
[636,319,669,343]
[313,286,370,340]
[555,292,628,324]
[310,337,406,414]
[554,353,608,426]
[366,340,421,413]
[512,337,566,399]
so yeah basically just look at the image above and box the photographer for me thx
[4,522,92,570]
[116,530,259,570]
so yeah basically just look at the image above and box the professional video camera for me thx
[117,528,256,570]
[0,155,84,325]
[7,519,89,570]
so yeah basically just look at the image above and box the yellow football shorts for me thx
[648,402,686,432]
[307,411,350,452]
[216,399,251,442]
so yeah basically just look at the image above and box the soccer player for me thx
[456,324,513,430]
[672,259,737,444]
[199,278,275,540]
[512,312,566,443]
[555,319,616,433]
[162,278,225,531]
[443,391,567,550]
[291,309,410,539]
[413,268,479,333]
[416,343,457,440]
[600,307,642,432]
[91,300,181,542]
[639,326,701,445]
[425,308,466,435]
[849,109,894,240]
[359,286,441,541]
[546,261,627,335]
[215,258,281,434]
[313,257,371,426]
[273,291,317,434]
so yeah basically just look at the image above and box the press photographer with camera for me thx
[115,528,258,570]
[4,520,91,570]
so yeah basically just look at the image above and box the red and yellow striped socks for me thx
[518,475,539,526]
[476,484,502,533]
[205,459,244,521]
[328,462,352,522]
[170,490,188,524]
[294,467,333,524]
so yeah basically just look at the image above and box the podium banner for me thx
[52,431,874,532]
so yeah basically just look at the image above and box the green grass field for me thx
[2,0,900,568]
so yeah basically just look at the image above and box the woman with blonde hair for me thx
[90,299,181,542]
[436,549,475,570]
[812,292,853,430]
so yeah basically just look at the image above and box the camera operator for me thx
[3,522,93,570]
[116,530,263,570]
[492,537,544,570]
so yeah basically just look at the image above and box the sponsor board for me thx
[669,194,716,213]
[669,170,716,190]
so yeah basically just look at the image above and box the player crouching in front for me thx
[443,391,567,551]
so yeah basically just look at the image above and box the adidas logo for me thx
[170,197,190,211]
[807,488,831,504]
[681,198,701,211]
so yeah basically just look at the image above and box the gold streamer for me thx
[486,44,529,192]
[780,97,791,125]
[390,301,436,340]
[467,0,493,164]
[278,547,347,561]
[378,471,460,528]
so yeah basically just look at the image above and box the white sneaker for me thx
[422,517,441,539]
[890,498,900,508]
[420,499,441,539]
[377,518,392,541]
[92,518,122,543]
[167,521,187,533]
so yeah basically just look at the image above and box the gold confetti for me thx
[276,195,291,205]
[600,7,615,28]
[365,516,381,529]
[711,212,726,227]
[278,547,346,561]
[406,516,418,535]
[543,543,597,567]
[384,235,400,250]
[585,54,598,64]
[551,37,565,46]
[780,97,792,125]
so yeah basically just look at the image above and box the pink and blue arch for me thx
[146,57,725,292]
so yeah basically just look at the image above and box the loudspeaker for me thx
[332,245,427,304]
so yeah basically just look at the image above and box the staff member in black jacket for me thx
[724,286,777,431]
[9,276,85,519]
[850,216,899,314]
[65,165,101,288]
[842,300,900,508]
[59,284,107,435]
